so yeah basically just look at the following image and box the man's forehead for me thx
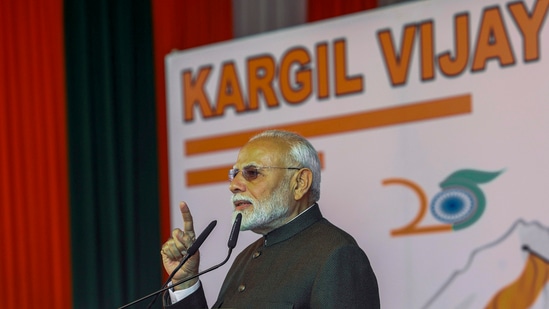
[235,138,287,166]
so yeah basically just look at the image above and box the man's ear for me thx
[293,168,313,200]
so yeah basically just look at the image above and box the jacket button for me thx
[238,284,246,292]
[252,251,261,259]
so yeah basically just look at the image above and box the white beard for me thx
[232,179,293,233]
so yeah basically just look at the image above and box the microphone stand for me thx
[118,214,241,309]
[117,247,234,309]
[145,220,217,308]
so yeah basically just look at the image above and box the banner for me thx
[166,0,549,307]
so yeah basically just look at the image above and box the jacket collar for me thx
[263,203,322,247]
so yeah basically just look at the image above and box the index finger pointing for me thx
[179,201,195,238]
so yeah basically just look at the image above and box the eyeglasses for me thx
[228,166,301,182]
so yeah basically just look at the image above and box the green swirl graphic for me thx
[438,169,504,230]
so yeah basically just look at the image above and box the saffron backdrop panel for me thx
[0,0,71,308]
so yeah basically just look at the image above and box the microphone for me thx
[146,219,217,309]
[120,220,217,309]
[163,220,218,287]
[118,215,242,309]
[158,213,242,292]
[228,213,242,249]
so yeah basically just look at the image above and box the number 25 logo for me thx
[383,169,503,237]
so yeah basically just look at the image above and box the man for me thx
[161,130,380,308]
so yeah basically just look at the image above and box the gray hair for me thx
[249,130,321,202]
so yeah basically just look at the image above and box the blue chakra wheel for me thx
[430,187,477,224]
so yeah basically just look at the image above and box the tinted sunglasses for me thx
[228,166,301,181]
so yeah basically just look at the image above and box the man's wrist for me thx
[168,280,201,303]
[172,277,199,291]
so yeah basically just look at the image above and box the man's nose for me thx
[229,173,245,193]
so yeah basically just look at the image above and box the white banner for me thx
[165,0,549,307]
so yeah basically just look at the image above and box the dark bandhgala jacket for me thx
[164,204,380,309]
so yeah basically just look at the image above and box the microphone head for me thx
[228,213,242,249]
[187,220,217,256]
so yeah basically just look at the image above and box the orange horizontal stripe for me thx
[185,94,472,156]
[391,224,453,236]
[187,152,325,186]
[187,165,231,186]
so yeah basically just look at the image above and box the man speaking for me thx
[161,130,380,308]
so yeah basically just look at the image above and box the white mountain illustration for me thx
[422,220,549,309]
